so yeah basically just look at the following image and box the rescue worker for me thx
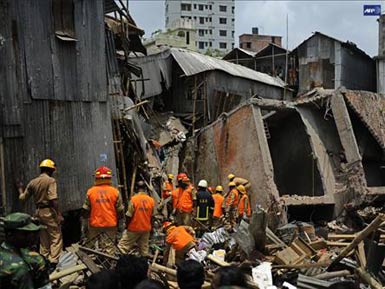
[237,185,251,223]
[211,186,225,227]
[0,212,50,289]
[176,177,196,226]
[81,166,125,255]
[171,173,187,214]
[162,222,196,265]
[162,174,174,199]
[227,173,251,190]
[195,179,214,235]
[19,159,63,266]
[118,181,155,256]
[223,182,239,226]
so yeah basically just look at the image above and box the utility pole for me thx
[284,14,289,100]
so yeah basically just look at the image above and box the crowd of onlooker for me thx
[85,254,251,289]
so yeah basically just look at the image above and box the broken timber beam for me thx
[328,214,385,270]
[356,267,383,289]
[49,264,87,282]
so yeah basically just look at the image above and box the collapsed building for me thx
[181,88,385,221]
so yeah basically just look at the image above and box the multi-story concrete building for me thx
[144,19,197,54]
[239,27,282,52]
[165,0,235,55]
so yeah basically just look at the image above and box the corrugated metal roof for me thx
[170,48,285,88]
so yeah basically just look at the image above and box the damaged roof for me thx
[170,48,286,88]
[294,31,372,60]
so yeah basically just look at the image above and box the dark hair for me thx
[135,279,167,289]
[177,260,204,289]
[86,270,119,289]
[213,266,247,289]
[116,254,149,289]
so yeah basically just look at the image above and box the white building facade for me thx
[165,0,235,55]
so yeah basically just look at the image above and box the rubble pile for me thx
[49,207,385,289]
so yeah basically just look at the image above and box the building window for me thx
[209,42,212,47]
[205,42,208,47]
[219,18,227,24]
[209,17,212,22]
[232,31,234,38]
[205,5,208,9]
[186,31,190,45]
[219,5,227,12]
[232,42,234,49]
[199,41,205,49]
[199,17,204,24]
[246,42,251,49]
[198,29,204,36]
[181,3,192,11]
[232,6,235,13]
[206,17,209,22]
[198,4,204,10]
[219,42,227,49]
[166,17,169,26]
[205,30,208,34]
[219,30,227,36]
[194,4,197,9]
[165,4,168,13]
[209,30,212,35]
[209,5,212,10]
[53,0,76,39]
[232,18,235,22]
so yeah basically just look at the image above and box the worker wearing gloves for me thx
[212,186,225,227]
[227,173,251,190]
[223,182,239,226]
[237,185,251,223]
[175,177,196,226]
[82,166,125,255]
[118,181,155,256]
[162,222,196,266]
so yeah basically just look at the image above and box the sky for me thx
[128,0,383,57]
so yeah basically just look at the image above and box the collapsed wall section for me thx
[189,104,279,209]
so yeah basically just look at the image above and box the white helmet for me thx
[198,179,208,188]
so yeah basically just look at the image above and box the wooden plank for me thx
[328,214,385,270]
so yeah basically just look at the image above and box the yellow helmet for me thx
[237,185,246,194]
[167,174,174,180]
[228,173,235,180]
[215,185,224,192]
[39,159,56,170]
[228,181,236,187]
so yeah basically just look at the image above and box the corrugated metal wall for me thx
[0,0,116,213]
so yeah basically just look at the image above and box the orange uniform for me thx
[166,226,195,250]
[172,187,183,209]
[238,194,251,217]
[178,186,194,213]
[225,188,239,209]
[127,193,155,232]
[85,184,122,227]
[212,193,224,218]
[162,181,174,199]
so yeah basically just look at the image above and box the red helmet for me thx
[177,173,187,181]
[94,166,112,179]
[162,221,173,230]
